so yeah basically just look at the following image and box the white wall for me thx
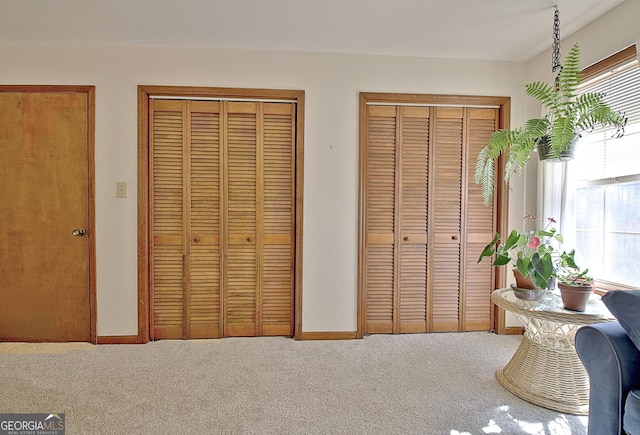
[0,43,529,336]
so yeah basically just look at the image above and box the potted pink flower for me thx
[478,215,563,299]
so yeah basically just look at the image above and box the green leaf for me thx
[477,233,500,263]
[503,230,520,251]
[529,252,553,289]
[562,250,579,269]
[493,256,511,266]
[515,257,530,278]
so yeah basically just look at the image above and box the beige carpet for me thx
[0,333,588,434]
[0,342,94,354]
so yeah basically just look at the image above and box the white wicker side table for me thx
[492,288,615,415]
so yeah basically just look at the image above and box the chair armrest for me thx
[576,322,640,435]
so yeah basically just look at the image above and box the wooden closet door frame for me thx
[138,86,305,342]
[357,92,511,338]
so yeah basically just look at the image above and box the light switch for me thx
[116,182,127,198]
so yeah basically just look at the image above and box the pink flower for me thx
[527,236,541,249]
[548,217,557,223]
[524,213,541,222]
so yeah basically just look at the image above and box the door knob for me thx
[72,228,86,237]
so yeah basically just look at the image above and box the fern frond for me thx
[485,130,511,159]
[474,129,513,206]
[474,145,491,184]
[522,118,550,138]
[525,81,557,110]
[480,158,495,207]
[574,92,606,131]
[505,135,536,179]
[557,43,581,100]
[550,117,577,156]
[475,143,499,206]
[575,92,627,135]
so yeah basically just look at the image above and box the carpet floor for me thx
[0,332,588,434]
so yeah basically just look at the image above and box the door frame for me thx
[357,92,510,338]
[137,85,305,342]
[0,84,97,343]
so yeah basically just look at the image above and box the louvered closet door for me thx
[429,107,498,332]
[261,103,295,336]
[225,102,258,336]
[365,105,397,333]
[189,101,223,338]
[151,99,294,339]
[398,107,429,333]
[150,100,222,339]
[364,106,430,334]
[463,108,498,331]
[430,107,464,332]
[224,102,295,337]
[363,102,498,334]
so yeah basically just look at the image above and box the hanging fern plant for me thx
[475,43,627,206]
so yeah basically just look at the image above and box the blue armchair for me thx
[576,290,640,435]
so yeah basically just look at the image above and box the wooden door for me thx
[462,108,499,331]
[360,97,499,334]
[363,105,397,333]
[149,99,295,339]
[429,107,464,331]
[430,107,498,332]
[150,99,223,339]
[224,102,295,337]
[364,105,430,333]
[0,88,94,342]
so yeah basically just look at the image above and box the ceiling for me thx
[0,0,625,62]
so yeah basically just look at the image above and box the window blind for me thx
[575,47,640,182]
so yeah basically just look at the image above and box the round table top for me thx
[492,287,615,325]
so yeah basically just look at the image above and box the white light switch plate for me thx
[116,182,127,198]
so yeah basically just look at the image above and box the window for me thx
[549,45,640,289]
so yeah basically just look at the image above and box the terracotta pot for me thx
[512,269,539,290]
[558,282,593,312]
